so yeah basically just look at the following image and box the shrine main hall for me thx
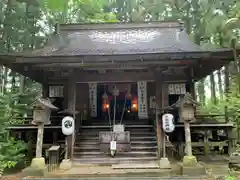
[0,21,236,165]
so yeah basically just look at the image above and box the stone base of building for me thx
[59,159,72,170]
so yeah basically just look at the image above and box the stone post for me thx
[184,121,192,156]
[35,123,44,158]
[175,93,205,175]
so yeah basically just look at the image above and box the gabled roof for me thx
[30,21,202,56]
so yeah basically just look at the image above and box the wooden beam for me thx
[32,60,195,67]
[5,64,44,83]
[47,70,188,83]
[10,51,234,64]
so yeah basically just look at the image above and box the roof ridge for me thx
[57,20,184,32]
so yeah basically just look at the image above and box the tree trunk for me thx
[217,70,224,101]
[210,73,217,104]
[197,79,205,105]
[1,66,7,95]
[19,75,25,94]
[224,65,230,94]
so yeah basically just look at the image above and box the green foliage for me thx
[226,175,236,180]
[0,90,38,125]
[0,138,26,170]
[0,90,37,172]
[199,74,240,119]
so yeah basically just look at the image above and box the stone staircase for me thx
[73,123,158,165]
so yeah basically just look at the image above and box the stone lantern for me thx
[177,93,198,123]
[24,98,58,176]
[175,93,205,175]
[32,98,58,125]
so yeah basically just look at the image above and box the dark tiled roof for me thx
[31,22,202,56]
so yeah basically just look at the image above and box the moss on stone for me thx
[182,155,198,166]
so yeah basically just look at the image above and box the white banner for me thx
[137,81,148,119]
[88,83,97,117]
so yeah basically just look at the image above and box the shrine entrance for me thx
[97,82,138,123]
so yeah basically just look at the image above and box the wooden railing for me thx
[6,115,65,130]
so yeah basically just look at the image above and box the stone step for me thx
[131,136,156,140]
[72,156,158,165]
[74,144,157,150]
[80,127,154,132]
[79,128,154,133]
[112,162,159,169]
[78,130,156,137]
[81,125,154,129]
[131,141,157,145]
[76,135,156,141]
[74,150,157,156]
[75,140,157,146]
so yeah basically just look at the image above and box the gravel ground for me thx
[1,176,213,180]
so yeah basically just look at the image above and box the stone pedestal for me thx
[159,157,171,169]
[22,157,47,177]
[183,155,197,166]
[180,155,206,176]
[59,159,72,170]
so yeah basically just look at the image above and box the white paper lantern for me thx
[162,113,175,133]
[62,116,75,136]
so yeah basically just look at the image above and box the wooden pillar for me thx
[53,131,58,144]
[68,79,76,112]
[189,68,196,99]
[156,79,163,158]
[227,128,233,155]
[203,131,209,156]
[42,84,49,98]
[67,74,76,160]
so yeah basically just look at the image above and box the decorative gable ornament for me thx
[162,113,175,133]
[62,116,75,136]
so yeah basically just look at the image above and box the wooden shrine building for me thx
[0,21,237,165]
